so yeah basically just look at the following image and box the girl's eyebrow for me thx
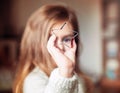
[62,33,74,38]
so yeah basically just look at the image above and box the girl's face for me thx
[51,22,78,51]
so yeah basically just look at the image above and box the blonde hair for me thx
[13,4,93,93]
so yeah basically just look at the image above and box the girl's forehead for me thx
[52,22,73,32]
[52,22,72,29]
[51,22,73,37]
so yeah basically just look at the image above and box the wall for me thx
[11,0,103,82]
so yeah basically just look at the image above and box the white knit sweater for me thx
[23,67,85,93]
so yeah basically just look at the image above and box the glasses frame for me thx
[51,22,79,48]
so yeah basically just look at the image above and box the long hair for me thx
[13,4,93,93]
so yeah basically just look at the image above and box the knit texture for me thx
[23,67,85,93]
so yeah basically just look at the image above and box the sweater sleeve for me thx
[23,68,85,93]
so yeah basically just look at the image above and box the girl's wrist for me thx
[59,68,74,78]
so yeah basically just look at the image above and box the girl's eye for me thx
[63,37,73,43]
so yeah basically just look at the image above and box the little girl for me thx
[13,3,93,93]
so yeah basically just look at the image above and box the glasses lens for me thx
[63,31,78,48]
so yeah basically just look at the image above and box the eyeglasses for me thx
[51,22,79,48]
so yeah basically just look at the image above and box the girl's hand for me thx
[47,34,77,78]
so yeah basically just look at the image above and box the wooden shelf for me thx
[101,0,120,92]
[102,0,120,80]
[101,78,120,89]
[100,78,120,93]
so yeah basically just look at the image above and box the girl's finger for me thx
[47,33,62,57]
[72,39,77,52]
[47,34,56,48]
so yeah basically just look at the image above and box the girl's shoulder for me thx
[23,67,49,93]
[24,67,48,83]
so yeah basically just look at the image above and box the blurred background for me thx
[0,0,120,93]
